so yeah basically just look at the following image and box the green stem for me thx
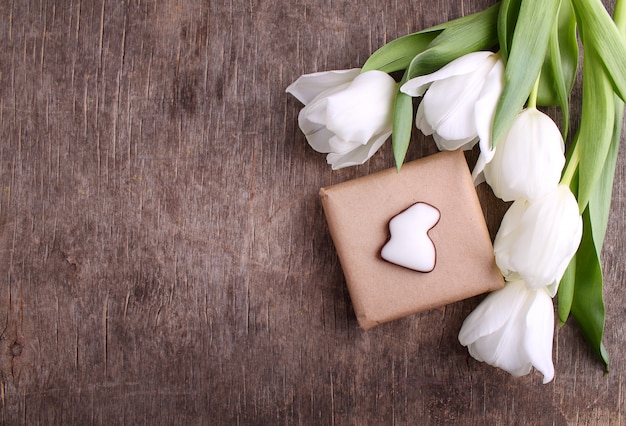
[560,142,579,187]
[527,73,541,109]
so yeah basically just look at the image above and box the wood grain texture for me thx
[0,0,624,424]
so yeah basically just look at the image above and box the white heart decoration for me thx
[381,202,440,272]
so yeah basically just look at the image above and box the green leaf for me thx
[407,4,500,78]
[558,157,579,324]
[588,95,624,250]
[497,0,522,62]
[491,0,560,147]
[558,254,576,325]
[537,0,578,141]
[538,0,578,104]
[361,3,501,75]
[392,73,414,171]
[570,92,624,372]
[576,43,615,211]
[571,0,626,103]
[425,2,500,33]
[559,0,624,369]
[570,209,609,370]
[361,31,440,73]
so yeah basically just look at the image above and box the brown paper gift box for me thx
[319,150,504,329]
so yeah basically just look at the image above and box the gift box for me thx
[319,150,504,329]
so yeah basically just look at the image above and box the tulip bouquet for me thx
[287,0,626,383]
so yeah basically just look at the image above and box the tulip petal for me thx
[297,81,360,153]
[484,108,565,202]
[302,125,334,153]
[493,199,530,266]
[545,280,559,298]
[523,288,555,383]
[289,68,395,169]
[433,133,478,151]
[325,71,396,143]
[471,152,489,185]
[415,102,435,136]
[494,185,582,289]
[521,187,580,288]
[459,282,520,345]
[462,281,534,377]
[420,55,499,142]
[460,280,555,382]
[300,83,351,128]
[328,135,363,155]
[469,324,526,371]
[400,51,496,96]
[286,68,361,105]
[326,130,391,169]
[474,58,504,164]
[298,104,334,153]
[491,287,538,377]
[420,75,481,141]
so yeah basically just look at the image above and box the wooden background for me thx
[0,0,624,424]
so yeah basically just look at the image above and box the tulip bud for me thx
[286,69,397,169]
[483,108,565,202]
[459,279,555,383]
[494,185,583,291]
[400,51,504,151]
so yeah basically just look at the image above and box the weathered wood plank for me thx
[0,0,624,424]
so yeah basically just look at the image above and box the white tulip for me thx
[458,279,555,383]
[481,108,565,202]
[494,185,582,292]
[400,51,504,151]
[286,69,397,169]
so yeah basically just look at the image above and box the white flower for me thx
[458,279,555,383]
[479,108,565,202]
[494,185,582,292]
[286,69,396,169]
[400,51,504,151]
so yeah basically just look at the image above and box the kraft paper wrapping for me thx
[319,150,504,330]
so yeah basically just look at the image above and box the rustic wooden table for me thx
[1,0,624,424]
